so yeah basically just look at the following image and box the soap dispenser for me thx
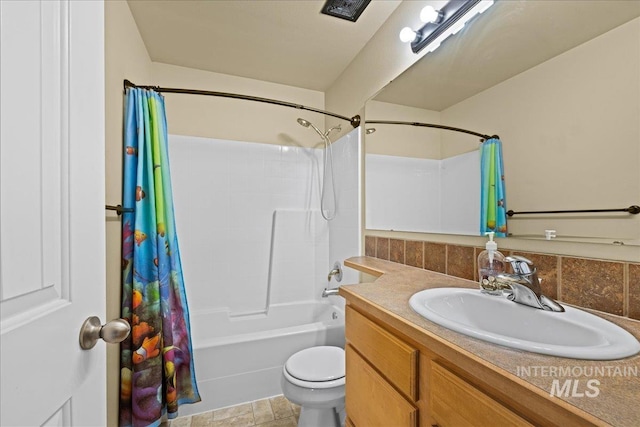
[477,232,506,293]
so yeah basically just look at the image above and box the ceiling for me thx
[127,0,402,92]
[127,1,640,109]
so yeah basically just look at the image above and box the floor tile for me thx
[213,403,253,421]
[269,396,294,419]
[255,416,297,427]
[211,412,255,427]
[252,398,275,424]
[290,402,300,421]
[170,416,192,427]
[190,412,214,427]
[175,394,300,427]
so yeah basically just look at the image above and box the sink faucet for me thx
[482,255,564,312]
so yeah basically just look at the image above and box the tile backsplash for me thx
[365,236,640,320]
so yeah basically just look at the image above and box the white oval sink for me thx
[409,288,640,360]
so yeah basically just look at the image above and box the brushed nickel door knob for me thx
[79,316,130,350]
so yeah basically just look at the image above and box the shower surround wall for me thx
[366,151,479,235]
[328,129,362,294]
[169,134,326,314]
[168,129,361,413]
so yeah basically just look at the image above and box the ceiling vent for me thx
[321,0,372,22]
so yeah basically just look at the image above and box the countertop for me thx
[340,256,640,427]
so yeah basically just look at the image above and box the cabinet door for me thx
[346,344,417,427]
[346,306,418,400]
[431,362,533,427]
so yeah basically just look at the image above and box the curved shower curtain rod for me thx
[124,79,361,128]
[365,120,497,140]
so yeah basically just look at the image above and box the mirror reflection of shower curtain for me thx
[119,88,201,426]
[480,138,507,237]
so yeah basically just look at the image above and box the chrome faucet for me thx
[482,255,564,312]
[322,288,340,297]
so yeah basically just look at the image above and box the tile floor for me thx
[162,395,300,427]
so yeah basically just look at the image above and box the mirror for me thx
[365,0,640,245]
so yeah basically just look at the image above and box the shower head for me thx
[297,117,325,140]
[296,117,338,221]
[298,118,342,139]
[297,118,311,128]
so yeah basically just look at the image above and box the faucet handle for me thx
[505,255,533,275]
[506,255,532,264]
[327,261,343,282]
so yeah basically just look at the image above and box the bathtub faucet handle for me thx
[328,262,343,283]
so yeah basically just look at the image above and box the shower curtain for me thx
[119,88,200,427]
[480,137,508,237]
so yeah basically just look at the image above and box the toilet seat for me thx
[283,346,345,389]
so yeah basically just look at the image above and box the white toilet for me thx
[281,346,346,427]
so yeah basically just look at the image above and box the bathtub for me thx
[181,300,345,416]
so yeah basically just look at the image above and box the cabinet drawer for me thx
[431,362,533,427]
[346,344,417,427]
[346,306,418,400]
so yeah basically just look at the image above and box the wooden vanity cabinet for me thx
[345,305,533,427]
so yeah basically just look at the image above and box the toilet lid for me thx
[285,346,345,382]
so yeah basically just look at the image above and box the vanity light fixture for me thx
[400,0,494,54]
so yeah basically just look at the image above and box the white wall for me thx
[328,129,363,295]
[440,151,481,235]
[365,100,442,159]
[441,17,640,241]
[168,130,361,315]
[366,154,441,232]
[168,134,325,315]
[366,150,479,235]
[152,62,326,147]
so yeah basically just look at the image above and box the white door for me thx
[1,1,108,425]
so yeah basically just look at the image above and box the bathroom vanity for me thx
[340,257,640,427]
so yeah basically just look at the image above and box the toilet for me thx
[281,346,346,427]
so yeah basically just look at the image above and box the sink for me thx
[409,288,640,360]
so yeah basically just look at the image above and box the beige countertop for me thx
[340,256,640,427]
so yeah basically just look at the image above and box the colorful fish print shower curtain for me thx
[120,88,200,426]
[480,137,508,237]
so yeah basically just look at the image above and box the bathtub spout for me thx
[322,287,340,298]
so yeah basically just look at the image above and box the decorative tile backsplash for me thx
[365,236,640,320]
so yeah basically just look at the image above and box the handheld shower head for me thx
[296,117,338,221]
[297,118,311,128]
[297,118,325,140]
[298,118,342,138]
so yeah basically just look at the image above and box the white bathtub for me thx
[181,300,345,416]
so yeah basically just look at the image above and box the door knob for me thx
[79,316,130,350]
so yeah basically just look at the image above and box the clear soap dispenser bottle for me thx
[478,232,506,294]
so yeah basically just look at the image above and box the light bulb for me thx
[399,27,418,43]
[420,5,440,23]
